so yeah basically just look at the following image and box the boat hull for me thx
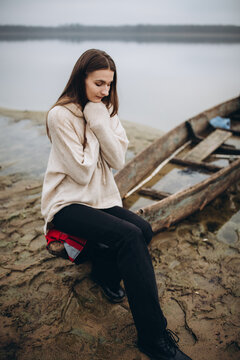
[115,96,240,233]
[115,96,240,198]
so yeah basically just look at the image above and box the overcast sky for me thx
[0,0,240,26]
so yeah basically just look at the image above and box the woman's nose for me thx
[101,86,109,96]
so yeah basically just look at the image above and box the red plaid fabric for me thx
[45,229,87,262]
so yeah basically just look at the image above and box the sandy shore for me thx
[0,108,240,360]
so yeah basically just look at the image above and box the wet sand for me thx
[0,108,240,360]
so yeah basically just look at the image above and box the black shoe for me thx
[137,329,192,360]
[91,274,126,303]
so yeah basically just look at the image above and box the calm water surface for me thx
[0,40,239,132]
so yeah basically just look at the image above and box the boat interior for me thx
[123,107,240,212]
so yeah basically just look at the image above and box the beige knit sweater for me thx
[41,101,129,234]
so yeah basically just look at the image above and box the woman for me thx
[41,49,192,360]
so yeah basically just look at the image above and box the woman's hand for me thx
[83,102,129,170]
[84,101,110,127]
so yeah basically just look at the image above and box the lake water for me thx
[0,117,50,176]
[0,40,240,132]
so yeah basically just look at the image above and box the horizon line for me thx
[0,23,240,28]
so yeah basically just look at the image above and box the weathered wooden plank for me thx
[187,119,236,151]
[170,157,222,172]
[138,188,171,200]
[213,154,240,159]
[183,129,231,162]
[125,141,191,198]
[135,158,240,233]
[115,124,188,198]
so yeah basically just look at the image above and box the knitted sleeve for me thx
[83,102,129,170]
[48,106,99,185]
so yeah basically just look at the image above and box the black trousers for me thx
[52,203,166,342]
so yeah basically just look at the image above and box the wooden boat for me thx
[115,96,240,233]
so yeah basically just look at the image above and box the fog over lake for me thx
[0,39,239,131]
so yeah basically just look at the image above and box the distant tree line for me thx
[0,24,239,43]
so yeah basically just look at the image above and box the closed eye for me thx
[95,82,112,87]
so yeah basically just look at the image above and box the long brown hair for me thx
[46,48,119,140]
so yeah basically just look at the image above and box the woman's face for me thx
[85,69,114,103]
